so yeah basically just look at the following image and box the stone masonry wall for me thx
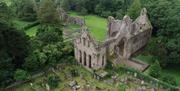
[74,8,152,70]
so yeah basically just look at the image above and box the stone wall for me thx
[68,16,85,26]
[74,8,152,70]
[58,7,85,26]
[74,27,106,69]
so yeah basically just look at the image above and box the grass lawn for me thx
[12,19,39,37]
[69,12,107,41]
[25,25,40,37]
[12,20,34,30]
[135,54,155,64]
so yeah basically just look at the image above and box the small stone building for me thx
[74,8,152,70]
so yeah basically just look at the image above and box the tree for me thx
[38,0,60,25]
[20,0,37,21]
[145,38,167,66]
[23,53,39,71]
[11,0,37,21]
[3,29,30,68]
[61,0,74,11]
[149,61,162,78]
[37,28,63,45]
[14,69,29,81]
[0,2,10,25]
[143,0,180,66]
[80,8,87,15]
[127,0,142,20]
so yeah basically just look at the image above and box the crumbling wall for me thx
[58,8,85,26]
[68,16,85,26]
[74,8,152,70]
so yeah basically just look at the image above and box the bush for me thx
[48,75,60,89]
[161,75,177,86]
[14,69,29,81]
[148,60,162,78]
[80,8,88,15]
[70,69,79,77]
[105,60,113,70]
[101,11,111,18]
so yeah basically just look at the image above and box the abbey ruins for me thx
[73,8,152,70]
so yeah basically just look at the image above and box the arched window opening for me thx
[102,55,104,66]
[79,50,82,63]
[89,55,92,68]
[83,38,86,46]
[84,52,87,66]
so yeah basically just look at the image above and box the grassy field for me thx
[69,12,107,41]
[12,12,108,41]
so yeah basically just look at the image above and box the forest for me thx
[0,0,180,90]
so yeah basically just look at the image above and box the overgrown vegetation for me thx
[0,0,180,90]
[0,0,73,90]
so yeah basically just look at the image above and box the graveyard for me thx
[13,64,166,91]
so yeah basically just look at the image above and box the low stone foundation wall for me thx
[67,16,85,26]
[58,8,85,26]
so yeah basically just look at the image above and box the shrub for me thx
[80,8,87,15]
[47,75,60,89]
[101,11,111,18]
[14,69,29,81]
[105,60,113,70]
[70,69,79,77]
[161,75,177,86]
[148,60,162,78]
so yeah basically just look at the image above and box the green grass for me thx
[162,67,180,86]
[12,19,39,37]
[137,55,180,86]
[135,55,155,64]
[65,24,81,30]
[12,20,34,30]
[25,25,40,37]
[14,65,117,91]
[69,12,107,41]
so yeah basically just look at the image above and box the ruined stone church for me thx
[74,8,152,70]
